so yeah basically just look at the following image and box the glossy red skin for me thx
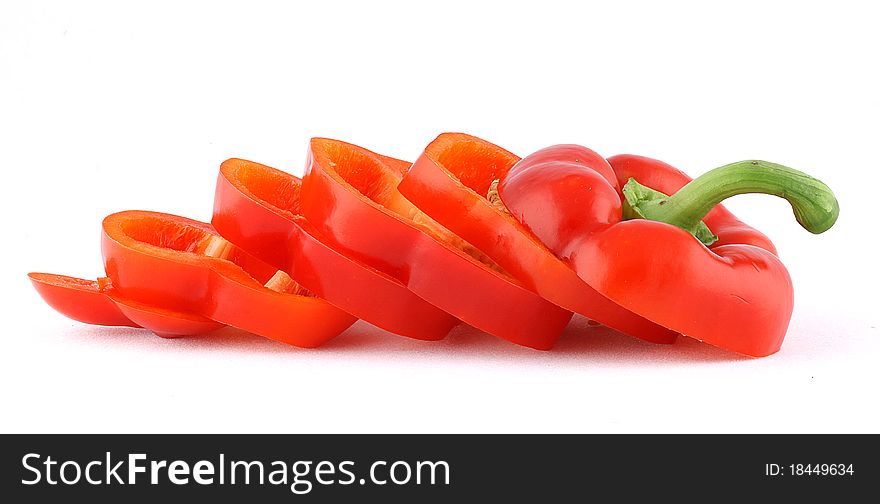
[28,273,223,338]
[608,154,778,254]
[502,146,623,260]
[107,293,224,338]
[101,211,356,348]
[397,134,677,344]
[212,158,458,341]
[500,150,793,357]
[29,273,139,327]
[299,138,572,350]
[511,144,621,189]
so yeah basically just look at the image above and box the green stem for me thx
[622,160,839,246]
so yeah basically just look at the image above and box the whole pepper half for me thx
[398,133,677,344]
[498,147,839,357]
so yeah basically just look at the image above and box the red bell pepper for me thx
[299,138,573,349]
[212,158,459,341]
[29,272,224,337]
[498,148,839,356]
[102,210,356,347]
[397,133,677,344]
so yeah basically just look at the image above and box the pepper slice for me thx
[397,133,676,344]
[28,273,224,337]
[299,138,572,350]
[102,210,356,347]
[212,158,459,340]
[29,273,139,328]
[498,148,839,356]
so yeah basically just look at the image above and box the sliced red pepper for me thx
[299,138,572,350]
[29,273,139,328]
[101,210,356,347]
[498,148,839,356]
[28,272,223,337]
[212,158,459,341]
[105,289,225,338]
[397,133,677,344]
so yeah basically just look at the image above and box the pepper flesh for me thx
[102,210,356,347]
[397,133,677,344]
[299,138,573,350]
[29,273,138,327]
[212,158,459,341]
[499,149,838,356]
[28,272,224,337]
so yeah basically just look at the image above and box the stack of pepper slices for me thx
[29,134,839,357]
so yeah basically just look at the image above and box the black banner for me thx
[1,434,875,501]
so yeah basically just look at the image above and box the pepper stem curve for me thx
[622,160,839,246]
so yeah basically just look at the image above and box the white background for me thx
[1,0,877,433]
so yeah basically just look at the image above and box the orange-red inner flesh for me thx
[31,273,102,291]
[431,135,520,197]
[117,214,311,295]
[312,140,504,272]
[234,162,303,219]
[313,141,402,209]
